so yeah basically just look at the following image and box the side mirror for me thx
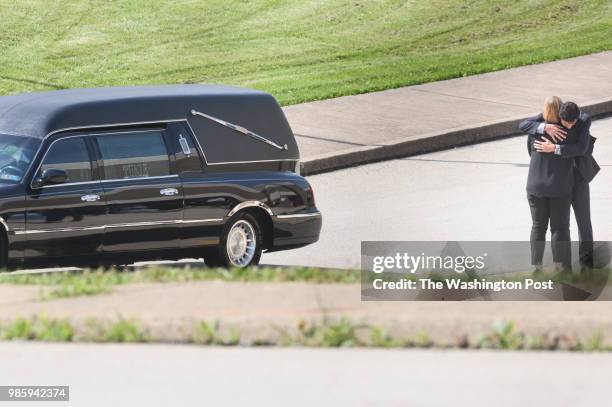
[32,168,68,188]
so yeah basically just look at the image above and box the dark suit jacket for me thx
[519,112,600,183]
[525,125,578,197]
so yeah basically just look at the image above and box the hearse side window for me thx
[39,137,93,183]
[96,131,170,180]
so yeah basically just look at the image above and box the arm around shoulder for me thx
[519,113,544,135]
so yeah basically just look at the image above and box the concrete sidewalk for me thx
[3,281,612,345]
[285,51,612,174]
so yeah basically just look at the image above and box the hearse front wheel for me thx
[205,213,263,268]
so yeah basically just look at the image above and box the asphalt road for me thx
[0,342,610,407]
[264,116,612,269]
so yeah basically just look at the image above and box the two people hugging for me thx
[520,98,600,272]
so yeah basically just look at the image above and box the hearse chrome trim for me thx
[181,218,223,224]
[105,220,177,229]
[0,216,9,232]
[45,119,186,138]
[15,225,105,235]
[13,211,320,236]
[38,180,101,188]
[14,218,224,235]
[205,158,299,165]
[101,174,179,183]
[191,109,288,151]
[275,212,322,219]
[34,174,180,190]
[226,201,274,218]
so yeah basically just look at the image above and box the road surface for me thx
[264,116,612,269]
[0,342,610,407]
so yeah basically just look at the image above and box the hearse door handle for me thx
[81,194,101,202]
[160,188,179,196]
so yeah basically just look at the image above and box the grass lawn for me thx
[0,0,610,105]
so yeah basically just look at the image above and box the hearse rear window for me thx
[96,131,170,180]
[40,137,92,183]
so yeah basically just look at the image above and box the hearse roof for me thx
[0,85,299,163]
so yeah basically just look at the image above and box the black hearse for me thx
[0,85,321,269]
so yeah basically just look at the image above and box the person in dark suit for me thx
[519,100,600,269]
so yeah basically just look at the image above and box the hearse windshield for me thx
[0,134,40,183]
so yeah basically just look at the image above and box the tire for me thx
[205,213,262,268]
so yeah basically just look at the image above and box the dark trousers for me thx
[527,194,572,267]
[572,176,594,267]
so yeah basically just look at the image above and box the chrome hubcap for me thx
[226,220,256,267]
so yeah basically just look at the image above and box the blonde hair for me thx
[543,96,562,124]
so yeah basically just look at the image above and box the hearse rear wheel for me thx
[205,213,262,268]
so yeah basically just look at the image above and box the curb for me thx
[300,98,612,176]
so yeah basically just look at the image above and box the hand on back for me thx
[544,123,566,142]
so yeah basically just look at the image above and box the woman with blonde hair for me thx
[542,96,562,124]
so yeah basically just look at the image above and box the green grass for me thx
[294,317,365,347]
[3,316,73,341]
[0,266,360,299]
[0,0,610,105]
[1,316,610,350]
[99,318,150,343]
[2,318,35,340]
[192,321,240,346]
